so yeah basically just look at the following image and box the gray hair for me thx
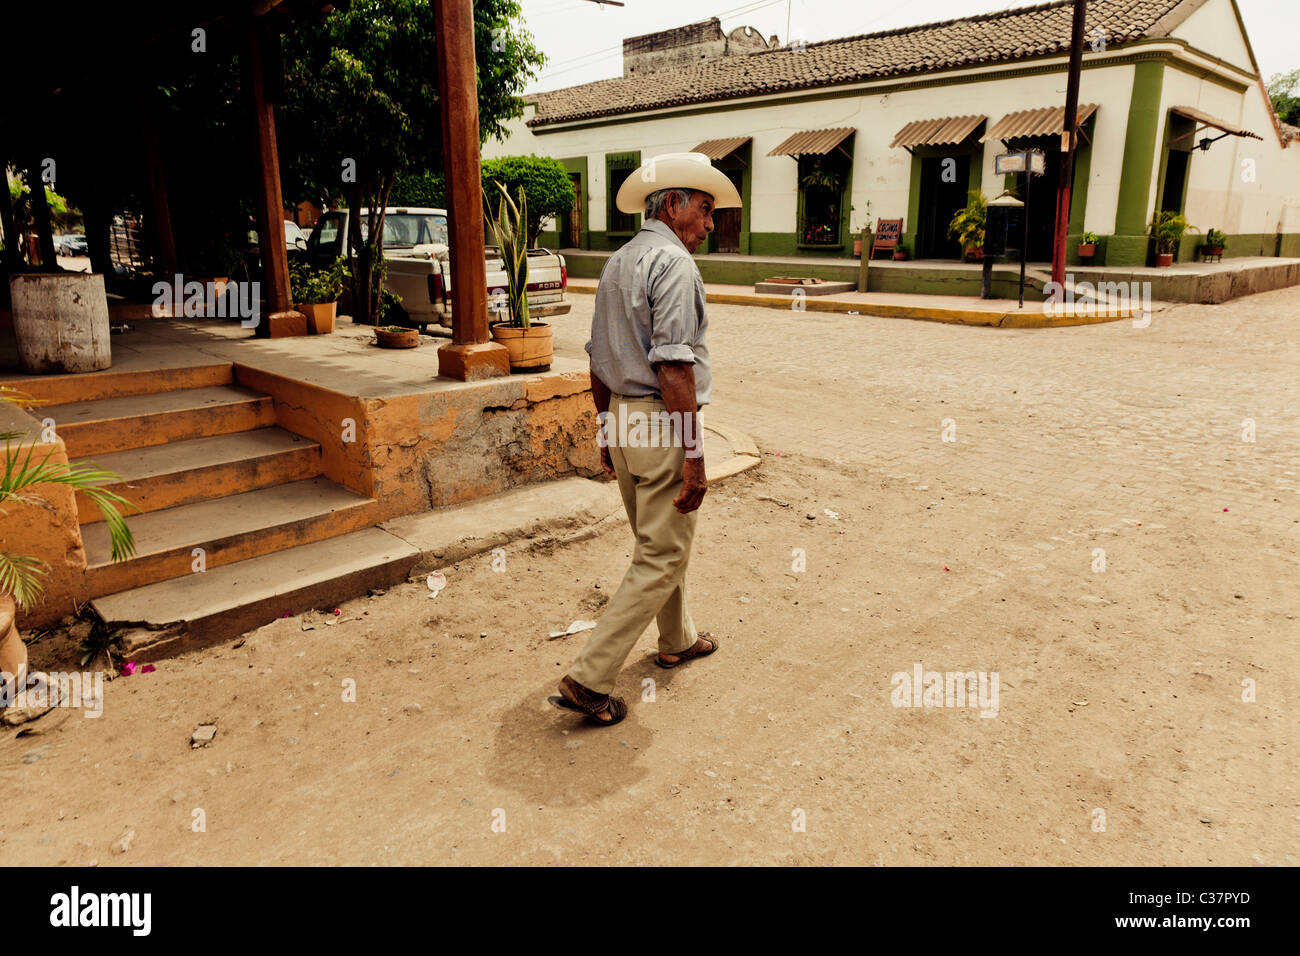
[644,187,692,219]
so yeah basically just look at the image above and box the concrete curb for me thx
[569,281,1136,328]
[383,421,761,576]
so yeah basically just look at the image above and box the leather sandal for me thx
[548,675,628,727]
[654,632,719,669]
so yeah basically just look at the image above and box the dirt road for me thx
[3,287,1295,865]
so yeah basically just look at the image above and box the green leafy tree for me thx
[390,170,446,208]
[280,0,544,324]
[1267,69,1300,126]
[480,156,574,247]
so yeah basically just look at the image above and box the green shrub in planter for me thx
[289,257,347,305]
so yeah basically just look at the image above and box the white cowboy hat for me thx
[615,152,743,215]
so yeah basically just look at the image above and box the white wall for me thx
[1170,0,1255,74]
[1157,66,1300,237]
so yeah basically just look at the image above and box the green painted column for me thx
[1109,60,1166,265]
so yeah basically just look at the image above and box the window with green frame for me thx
[606,151,640,233]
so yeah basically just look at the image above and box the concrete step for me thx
[0,362,233,406]
[82,477,380,597]
[72,427,322,524]
[41,384,276,457]
[92,527,421,660]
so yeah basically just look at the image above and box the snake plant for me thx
[483,180,531,330]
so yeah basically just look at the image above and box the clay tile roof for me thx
[528,0,1191,127]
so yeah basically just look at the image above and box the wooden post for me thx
[144,131,178,277]
[0,163,20,269]
[856,227,871,292]
[1051,0,1088,288]
[246,19,300,336]
[434,0,508,380]
[27,157,58,268]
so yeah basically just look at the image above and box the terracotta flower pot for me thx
[299,301,337,334]
[375,326,419,349]
[1077,243,1096,257]
[892,250,909,261]
[853,238,862,258]
[965,246,984,262]
[491,322,553,371]
[0,595,27,695]
[1155,253,1174,267]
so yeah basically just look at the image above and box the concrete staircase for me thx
[31,363,420,657]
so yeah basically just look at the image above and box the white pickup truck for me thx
[305,206,570,328]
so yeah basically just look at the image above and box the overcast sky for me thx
[518,0,1298,94]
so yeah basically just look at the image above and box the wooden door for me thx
[568,173,581,248]
[713,169,743,252]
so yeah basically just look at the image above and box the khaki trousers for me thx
[569,393,700,694]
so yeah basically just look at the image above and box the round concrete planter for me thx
[375,326,419,349]
[299,301,337,334]
[9,272,111,374]
[491,322,552,372]
[0,595,26,694]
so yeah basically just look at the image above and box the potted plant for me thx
[290,257,346,334]
[485,181,552,371]
[0,387,137,713]
[374,289,418,348]
[1078,231,1099,258]
[947,190,987,263]
[892,244,910,261]
[1149,211,1196,267]
[850,201,871,258]
[1201,228,1226,260]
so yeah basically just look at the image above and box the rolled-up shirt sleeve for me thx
[645,253,703,365]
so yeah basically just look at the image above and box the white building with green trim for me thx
[485,0,1300,269]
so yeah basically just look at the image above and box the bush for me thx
[290,257,347,305]
[390,170,445,208]
[480,155,574,247]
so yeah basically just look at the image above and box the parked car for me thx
[65,235,88,256]
[245,220,310,272]
[306,207,569,328]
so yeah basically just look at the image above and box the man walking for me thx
[549,153,742,727]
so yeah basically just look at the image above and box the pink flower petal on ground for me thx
[1223,508,1229,512]
[121,661,139,676]
[333,608,341,616]
[141,664,156,673]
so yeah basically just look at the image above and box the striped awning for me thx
[890,115,987,149]
[1170,106,1262,141]
[691,136,752,160]
[767,127,855,158]
[980,103,1098,142]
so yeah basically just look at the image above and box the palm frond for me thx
[0,552,49,610]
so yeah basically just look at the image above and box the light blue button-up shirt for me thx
[585,218,711,407]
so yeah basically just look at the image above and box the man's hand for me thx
[655,361,707,514]
[675,455,707,513]
[600,444,616,478]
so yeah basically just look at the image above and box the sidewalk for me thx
[568,277,1156,328]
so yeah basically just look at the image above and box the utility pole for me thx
[1051,0,1088,289]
